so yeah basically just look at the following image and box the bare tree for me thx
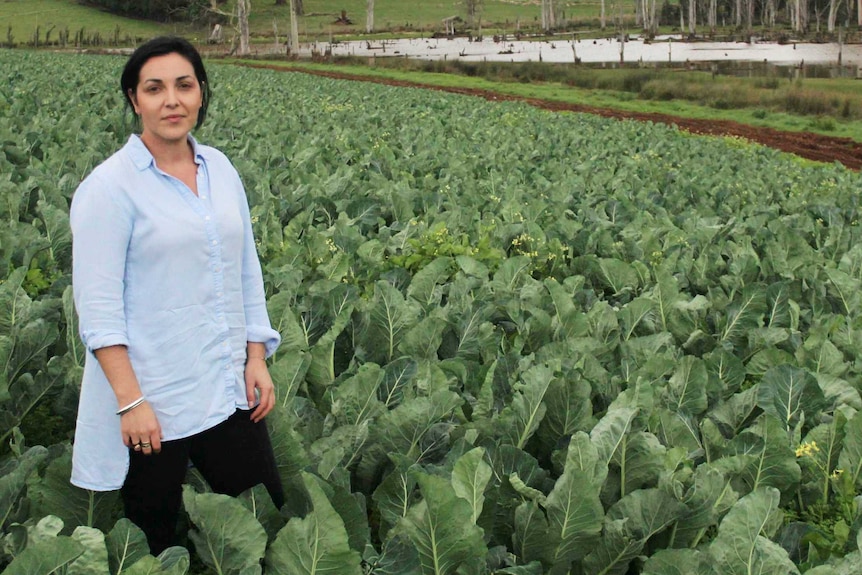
[464,0,484,28]
[601,0,607,28]
[367,0,374,33]
[541,0,556,30]
[290,0,300,53]
[827,0,843,31]
[793,0,809,31]
[761,0,777,27]
[640,0,658,34]
[708,0,717,31]
[688,0,696,34]
[237,0,250,55]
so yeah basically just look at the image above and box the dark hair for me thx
[120,36,211,129]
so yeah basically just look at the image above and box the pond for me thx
[307,35,862,75]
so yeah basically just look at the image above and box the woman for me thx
[70,36,283,554]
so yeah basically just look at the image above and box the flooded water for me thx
[307,35,862,69]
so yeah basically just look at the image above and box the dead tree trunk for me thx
[601,0,607,28]
[541,0,556,31]
[367,0,374,32]
[688,0,696,34]
[237,0,250,55]
[290,0,299,53]
[827,0,842,31]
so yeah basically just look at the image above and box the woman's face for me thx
[130,52,202,148]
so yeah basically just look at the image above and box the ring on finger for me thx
[140,441,151,448]
[133,444,142,451]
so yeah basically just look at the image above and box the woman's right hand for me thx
[121,401,162,455]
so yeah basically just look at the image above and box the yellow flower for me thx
[795,441,820,458]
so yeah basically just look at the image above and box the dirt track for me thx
[245,63,862,170]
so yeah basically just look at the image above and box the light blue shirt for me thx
[70,134,280,491]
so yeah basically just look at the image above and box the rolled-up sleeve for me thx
[70,175,133,353]
[237,177,280,358]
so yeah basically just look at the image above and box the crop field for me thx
[3,49,862,574]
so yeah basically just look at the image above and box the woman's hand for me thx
[121,401,162,455]
[245,358,275,422]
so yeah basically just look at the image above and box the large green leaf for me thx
[718,286,766,350]
[269,351,311,409]
[379,357,418,409]
[238,484,285,543]
[0,445,47,530]
[406,257,453,309]
[764,281,792,329]
[513,501,550,565]
[183,487,267,575]
[394,472,485,575]
[641,548,709,575]
[709,487,800,575]
[306,473,370,553]
[106,518,150,575]
[264,405,310,505]
[67,526,110,575]
[583,489,686,575]
[611,431,666,497]
[535,371,592,457]
[838,410,862,490]
[717,416,800,498]
[363,535,421,575]
[825,268,862,316]
[357,280,421,365]
[756,365,827,432]
[541,436,606,573]
[3,533,84,575]
[666,466,738,549]
[500,363,556,449]
[29,449,119,534]
[332,362,385,426]
[359,390,462,485]
[372,461,419,539]
[591,407,638,469]
[266,472,362,575]
[450,447,492,524]
[665,356,708,416]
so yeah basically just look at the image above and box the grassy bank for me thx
[231,57,862,142]
[0,0,188,47]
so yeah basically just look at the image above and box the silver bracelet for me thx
[117,396,145,416]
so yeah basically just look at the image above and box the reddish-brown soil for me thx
[245,63,862,170]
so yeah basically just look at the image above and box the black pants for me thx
[121,409,284,555]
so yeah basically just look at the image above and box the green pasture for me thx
[240,0,609,38]
[0,0,193,46]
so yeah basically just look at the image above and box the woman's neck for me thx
[140,133,194,168]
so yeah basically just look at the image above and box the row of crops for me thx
[3,48,862,574]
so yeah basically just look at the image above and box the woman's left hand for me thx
[245,358,275,422]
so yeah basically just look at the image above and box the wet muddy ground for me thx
[247,63,862,170]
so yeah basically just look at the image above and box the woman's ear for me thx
[128,89,140,115]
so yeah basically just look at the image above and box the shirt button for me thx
[225,365,231,371]
[201,195,207,199]
[205,216,211,221]
[217,292,223,298]
[211,240,217,246]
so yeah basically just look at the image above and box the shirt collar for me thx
[126,134,206,171]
